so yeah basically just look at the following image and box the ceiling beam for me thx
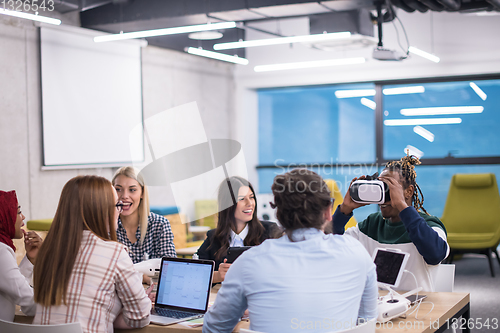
[80,0,329,26]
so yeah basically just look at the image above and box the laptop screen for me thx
[156,258,214,312]
[373,249,408,287]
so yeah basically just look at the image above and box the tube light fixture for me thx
[360,98,376,110]
[214,31,351,50]
[408,46,440,63]
[383,86,425,95]
[384,118,462,126]
[469,82,487,101]
[0,8,61,25]
[186,47,248,65]
[254,57,365,72]
[94,21,237,43]
[413,126,435,142]
[400,106,484,116]
[335,89,376,99]
[404,145,424,159]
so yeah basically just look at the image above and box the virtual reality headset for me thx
[349,173,391,204]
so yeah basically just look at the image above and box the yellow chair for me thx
[324,179,357,230]
[26,218,53,231]
[194,200,218,230]
[441,173,500,277]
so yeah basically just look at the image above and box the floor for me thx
[443,253,500,333]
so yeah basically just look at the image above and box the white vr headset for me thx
[349,173,391,205]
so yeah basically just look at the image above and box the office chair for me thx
[441,173,500,277]
[194,200,218,230]
[324,179,358,230]
[432,264,456,292]
[0,319,83,333]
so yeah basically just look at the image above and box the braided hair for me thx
[384,154,429,215]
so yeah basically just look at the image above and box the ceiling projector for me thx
[372,47,404,61]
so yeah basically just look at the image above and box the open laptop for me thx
[372,248,410,289]
[150,257,215,326]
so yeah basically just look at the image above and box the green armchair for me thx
[441,173,500,277]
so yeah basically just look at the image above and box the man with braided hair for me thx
[331,155,449,292]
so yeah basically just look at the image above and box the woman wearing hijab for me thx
[0,190,43,321]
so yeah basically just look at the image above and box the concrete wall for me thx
[0,15,236,222]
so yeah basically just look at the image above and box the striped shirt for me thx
[116,212,176,264]
[34,231,151,333]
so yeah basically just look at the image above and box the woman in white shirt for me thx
[197,176,280,283]
[0,190,43,321]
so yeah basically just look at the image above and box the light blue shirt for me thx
[203,228,378,333]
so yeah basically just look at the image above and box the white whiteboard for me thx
[40,26,144,168]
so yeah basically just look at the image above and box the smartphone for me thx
[406,294,427,305]
[226,246,252,263]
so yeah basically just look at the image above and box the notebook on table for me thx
[150,257,215,326]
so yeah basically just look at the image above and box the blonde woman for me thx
[112,167,176,264]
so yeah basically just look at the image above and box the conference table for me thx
[15,289,470,333]
[115,290,470,333]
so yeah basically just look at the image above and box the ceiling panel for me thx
[209,9,269,21]
[250,2,331,17]
[321,0,375,12]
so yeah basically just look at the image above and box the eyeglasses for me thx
[116,201,124,213]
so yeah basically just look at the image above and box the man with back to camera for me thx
[332,155,449,292]
[203,169,378,333]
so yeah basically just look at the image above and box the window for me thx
[383,79,500,160]
[257,76,500,221]
[259,83,376,166]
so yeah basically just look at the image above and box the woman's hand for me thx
[24,230,43,264]
[339,176,368,215]
[213,259,232,283]
[218,259,231,281]
[379,175,408,212]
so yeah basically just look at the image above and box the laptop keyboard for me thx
[155,308,199,319]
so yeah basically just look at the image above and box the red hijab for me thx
[0,190,18,252]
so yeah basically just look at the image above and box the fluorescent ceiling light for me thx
[0,8,61,25]
[94,21,236,43]
[214,31,351,50]
[383,86,425,95]
[469,82,487,101]
[335,89,376,99]
[405,145,424,159]
[188,31,223,40]
[413,126,435,142]
[360,98,376,110]
[186,47,248,65]
[384,118,462,126]
[254,57,365,72]
[409,46,440,63]
[400,106,484,116]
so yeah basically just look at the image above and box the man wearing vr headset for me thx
[331,155,449,292]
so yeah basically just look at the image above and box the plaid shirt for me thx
[116,212,176,264]
[34,231,151,333]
